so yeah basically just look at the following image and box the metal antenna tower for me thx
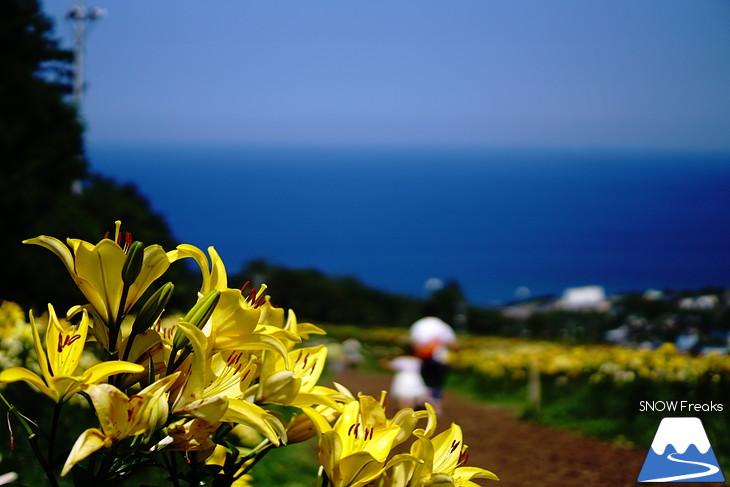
[66,0,107,110]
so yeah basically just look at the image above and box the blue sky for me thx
[43,0,730,151]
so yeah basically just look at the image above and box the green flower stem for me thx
[120,330,138,363]
[108,285,130,359]
[241,438,272,463]
[95,450,114,483]
[171,347,192,371]
[165,345,193,377]
[0,392,59,487]
[319,466,331,487]
[162,451,180,487]
[239,440,273,477]
[48,401,63,472]
[165,344,181,376]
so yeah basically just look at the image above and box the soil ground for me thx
[332,370,726,487]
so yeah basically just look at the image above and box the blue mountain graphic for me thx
[638,444,725,482]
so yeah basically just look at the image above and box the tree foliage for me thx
[1,0,85,307]
[0,0,197,311]
[237,259,423,326]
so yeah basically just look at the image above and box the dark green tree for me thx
[0,0,88,308]
[72,174,200,311]
[427,279,466,322]
[0,0,198,311]
[238,259,422,326]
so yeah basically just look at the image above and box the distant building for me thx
[678,295,718,310]
[556,285,610,312]
[643,289,664,301]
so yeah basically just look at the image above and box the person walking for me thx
[382,344,429,410]
[409,302,456,414]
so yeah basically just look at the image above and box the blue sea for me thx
[87,143,730,306]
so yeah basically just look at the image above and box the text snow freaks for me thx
[639,401,724,413]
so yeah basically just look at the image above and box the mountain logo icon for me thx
[638,417,725,482]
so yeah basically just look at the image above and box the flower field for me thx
[449,336,730,385]
[332,326,730,462]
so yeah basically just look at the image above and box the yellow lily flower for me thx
[205,289,290,358]
[286,406,340,444]
[257,298,326,346]
[0,305,144,403]
[116,329,168,389]
[356,392,434,448]
[153,418,219,454]
[173,244,228,295]
[171,245,289,357]
[24,222,180,326]
[284,383,361,443]
[255,344,338,408]
[61,373,179,476]
[408,423,499,487]
[170,322,286,446]
[304,395,402,487]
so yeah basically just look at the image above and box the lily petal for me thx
[173,244,213,293]
[339,452,386,487]
[71,238,126,324]
[224,398,285,446]
[22,236,75,278]
[125,245,175,313]
[453,466,500,482]
[82,361,145,384]
[0,367,54,399]
[175,395,229,424]
[61,429,108,477]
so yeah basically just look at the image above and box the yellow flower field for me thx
[448,337,730,385]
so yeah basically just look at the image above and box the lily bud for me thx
[131,282,174,335]
[173,290,220,349]
[122,241,145,285]
[286,407,339,444]
[424,473,456,487]
[257,370,300,405]
[184,289,221,329]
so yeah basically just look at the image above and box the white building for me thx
[557,285,610,312]
[678,295,719,310]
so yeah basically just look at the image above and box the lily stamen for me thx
[450,440,461,453]
[57,332,82,354]
[226,351,243,366]
[240,282,269,308]
[246,287,258,303]
[458,451,470,466]
[105,223,133,251]
[155,322,174,341]
[240,369,251,383]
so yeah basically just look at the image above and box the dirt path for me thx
[332,370,724,487]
